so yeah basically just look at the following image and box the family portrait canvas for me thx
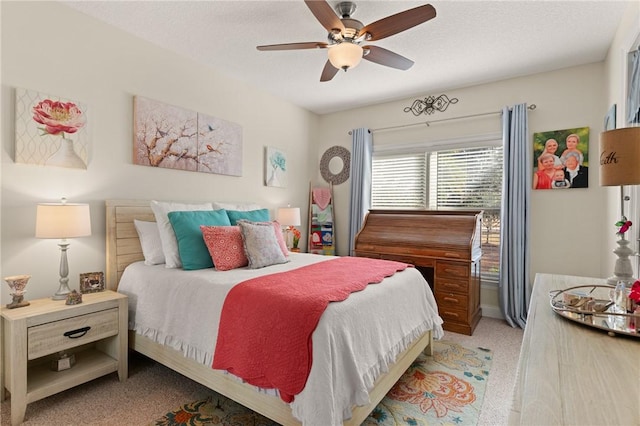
[15,88,89,169]
[533,127,589,190]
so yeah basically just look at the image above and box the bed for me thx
[105,199,443,425]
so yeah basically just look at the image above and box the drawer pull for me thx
[444,297,459,303]
[63,326,91,339]
[444,311,460,318]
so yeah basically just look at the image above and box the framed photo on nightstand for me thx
[80,271,105,293]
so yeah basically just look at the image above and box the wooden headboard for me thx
[105,199,154,291]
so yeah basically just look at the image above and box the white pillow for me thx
[212,201,261,211]
[150,200,213,268]
[133,220,165,265]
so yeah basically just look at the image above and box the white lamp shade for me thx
[36,203,92,239]
[328,42,363,70]
[599,127,640,186]
[276,207,301,227]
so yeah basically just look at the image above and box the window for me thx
[372,139,502,283]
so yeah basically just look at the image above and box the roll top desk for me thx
[354,209,483,335]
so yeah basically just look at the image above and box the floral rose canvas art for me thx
[15,88,89,169]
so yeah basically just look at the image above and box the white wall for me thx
[1,2,318,302]
[317,0,639,296]
[319,63,607,269]
[317,0,638,313]
[316,63,610,315]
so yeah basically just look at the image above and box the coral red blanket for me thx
[212,256,410,403]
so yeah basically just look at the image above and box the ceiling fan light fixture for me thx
[328,42,363,71]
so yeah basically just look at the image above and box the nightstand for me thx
[0,290,128,425]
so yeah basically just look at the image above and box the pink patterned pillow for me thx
[271,221,289,257]
[242,220,289,257]
[200,226,248,271]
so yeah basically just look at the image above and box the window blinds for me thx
[372,146,502,211]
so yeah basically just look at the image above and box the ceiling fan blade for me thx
[362,45,414,70]
[257,42,328,51]
[360,4,436,41]
[304,0,345,33]
[320,60,339,82]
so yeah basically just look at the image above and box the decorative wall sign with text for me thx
[404,94,459,116]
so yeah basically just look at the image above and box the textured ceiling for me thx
[63,1,633,115]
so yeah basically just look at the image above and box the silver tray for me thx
[549,285,639,338]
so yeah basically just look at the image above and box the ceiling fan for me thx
[257,1,436,82]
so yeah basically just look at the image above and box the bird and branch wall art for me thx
[133,96,242,176]
[404,94,459,116]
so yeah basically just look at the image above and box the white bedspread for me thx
[118,253,443,425]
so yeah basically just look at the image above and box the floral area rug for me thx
[151,341,492,426]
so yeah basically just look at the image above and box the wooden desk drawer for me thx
[27,308,119,360]
[438,305,468,323]
[436,277,468,293]
[436,261,469,279]
[435,292,468,309]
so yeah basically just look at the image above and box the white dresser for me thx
[509,273,640,425]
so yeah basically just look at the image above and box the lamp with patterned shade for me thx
[599,127,640,286]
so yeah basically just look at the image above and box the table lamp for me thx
[599,127,640,286]
[35,198,92,300]
[276,206,301,249]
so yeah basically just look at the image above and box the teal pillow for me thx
[167,209,231,270]
[226,208,270,225]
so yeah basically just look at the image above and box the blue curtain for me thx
[499,104,531,328]
[348,128,372,256]
[627,49,640,124]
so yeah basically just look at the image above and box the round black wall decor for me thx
[320,145,351,185]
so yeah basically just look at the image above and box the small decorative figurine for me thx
[51,351,76,371]
[65,289,83,305]
[4,274,31,309]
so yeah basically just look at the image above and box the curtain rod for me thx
[350,104,537,134]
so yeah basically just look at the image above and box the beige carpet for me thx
[0,317,523,425]
[442,318,524,425]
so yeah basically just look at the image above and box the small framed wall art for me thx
[265,146,287,187]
